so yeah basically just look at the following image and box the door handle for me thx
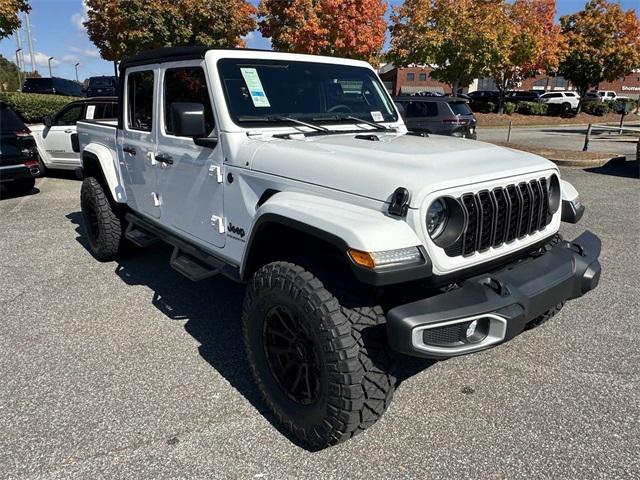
[156,153,174,165]
[123,146,136,155]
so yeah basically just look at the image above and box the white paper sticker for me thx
[86,105,96,119]
[240,68,271,108]
[371,111,384,122]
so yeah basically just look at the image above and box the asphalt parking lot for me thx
[1,162,638,479]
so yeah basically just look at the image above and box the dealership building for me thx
[379,64,640,98]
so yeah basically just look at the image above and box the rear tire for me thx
[242,261,396,449]
[80,177,122,261]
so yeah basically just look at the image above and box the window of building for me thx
[555,76,568,88]
[418,73,427,81]
[163,67,215,136]
[127,70,154,132]
[406,73,415,81]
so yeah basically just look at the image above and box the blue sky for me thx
[1,0,637,80]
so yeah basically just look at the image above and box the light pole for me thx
[48,56,54,77]
[15,48,22,90]
[75,62,80,82]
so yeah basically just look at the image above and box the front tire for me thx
[80,177,122,261]
[242,261,396,449]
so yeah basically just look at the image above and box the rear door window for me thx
[405,101,438,118]
[127,71,154,132]
[88,103,117,120]
[449,102,472,115]
[0,104,26,133]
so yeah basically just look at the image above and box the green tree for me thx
[558,0,640,113]
[389,0,500,94]
[0,55,21,92]
[85,0,257,73]
[0,0,29,39]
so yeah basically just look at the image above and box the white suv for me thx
[538,91,580,110]
[75,47,601,450]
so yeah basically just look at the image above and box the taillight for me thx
[24,159,38,167]
[15,127,31,137]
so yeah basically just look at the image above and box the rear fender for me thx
[82,143,127,203]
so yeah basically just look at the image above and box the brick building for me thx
[380,65,640,99]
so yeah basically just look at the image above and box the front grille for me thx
[445,177,552,257]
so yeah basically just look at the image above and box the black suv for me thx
[0,102,40,195]
[22,77,84,97]
[86,76,118,97]
[505,90,541,104]
[394,96,477,139]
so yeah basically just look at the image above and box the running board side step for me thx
[124,223,160,247]
[170,247,220,281]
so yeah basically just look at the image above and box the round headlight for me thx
[548,174,561,214]
[426,199,448,238]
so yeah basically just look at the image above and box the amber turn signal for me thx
[347,249,376,269]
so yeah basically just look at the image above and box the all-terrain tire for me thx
[242,261,396,450]
[80,177,122,261]
[527,233,564,328]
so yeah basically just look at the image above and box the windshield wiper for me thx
[312,114,395,132]
[236,114,329,133]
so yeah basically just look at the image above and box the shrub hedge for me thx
[504,102,516,115]
[516,101,548,115]
[582,101,609,116]
[0,92,79,123]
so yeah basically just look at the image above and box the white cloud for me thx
[70,46,101,59]
[33,52,60,68]
[71,0,89,32]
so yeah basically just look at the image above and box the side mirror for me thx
[44,116,52,128]
[170,102,207,138]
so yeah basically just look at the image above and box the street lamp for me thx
[15,48,22,90]
[75,62,80,82]
[48,56,54,77]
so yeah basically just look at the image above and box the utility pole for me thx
[24,12,36,73]
[15,48,23,90]
[15,28,24,72]
[48,57,54,77]
[75,63,80,82]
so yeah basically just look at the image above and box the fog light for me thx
[464,318,489,343]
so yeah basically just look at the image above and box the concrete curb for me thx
[548,155,627,168]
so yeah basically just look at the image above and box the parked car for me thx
[86,76,118,97]
[505,90,541,104]
[21,77,84,97]
[30,97,117,173]
[584,90,628,103]
[467,90,500,112]
[76,46,601,450]
[0,101,40,194]
[394,96,477,139]
[538,91,580,111]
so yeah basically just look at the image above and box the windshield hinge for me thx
[208,164,223,183]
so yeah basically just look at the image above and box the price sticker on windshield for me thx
[371,111,384,122]
[240,68,271,108]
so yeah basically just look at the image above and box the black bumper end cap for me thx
[561,199,585,224]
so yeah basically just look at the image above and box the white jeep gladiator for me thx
[76,47,601,449]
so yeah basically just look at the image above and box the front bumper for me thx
[387,231,601,358]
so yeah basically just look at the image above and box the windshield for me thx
[217,59,398,126]
[90,77,115,87]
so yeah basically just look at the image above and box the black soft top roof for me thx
[118,46,271,72]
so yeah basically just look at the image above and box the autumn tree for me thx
[389,0,501,94]
[0,0,29,39]
[258,0,387,64]
[85,0,256,73]
[484,0,563,113]
[558,0,640,112]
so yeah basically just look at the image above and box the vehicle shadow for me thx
[584,159,639,179]
[66,211,436,450]
[0,185,40,200]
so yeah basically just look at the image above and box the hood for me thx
[249,132,556,207]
